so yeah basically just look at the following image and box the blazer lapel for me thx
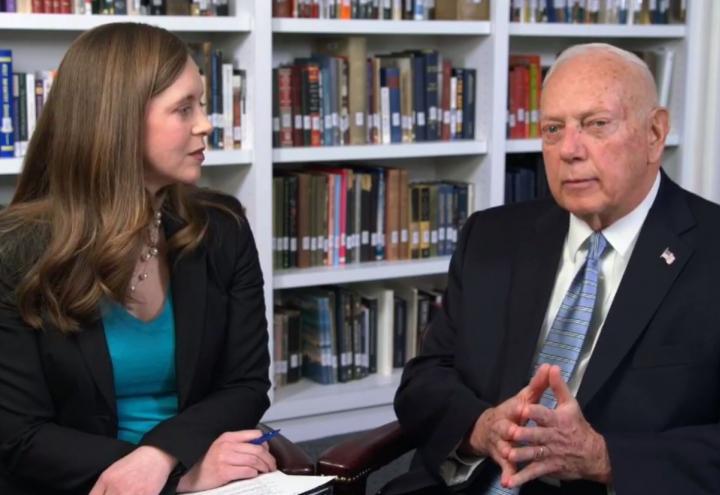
[76,318,116,414]
[164,210,208,410]
[577,176,695,408]
[498,205,568,401]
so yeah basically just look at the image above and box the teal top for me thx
[103,293,179,444]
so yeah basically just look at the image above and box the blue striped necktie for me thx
[485,232,608,495]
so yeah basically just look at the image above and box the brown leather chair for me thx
[261,423,316,475]
[316,421,413,495]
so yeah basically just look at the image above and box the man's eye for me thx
[544,124,559,134]
[590,120,607,128]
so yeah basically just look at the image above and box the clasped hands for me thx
[460,364,612,489]
[89,429,277,495]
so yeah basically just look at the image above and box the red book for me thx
[277,67,293,147]
[440,60,452,141]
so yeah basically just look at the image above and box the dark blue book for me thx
[546,0,556,22]
[210,50,224,149]
[311,54,334,146]
[423,50,440,141]
[411,54,426,142]
[382,67,401,144]
[463,68,476,139]
[0,50,14,158]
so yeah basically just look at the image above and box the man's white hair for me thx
[543,43,658,106]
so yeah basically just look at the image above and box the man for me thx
[390,43,720,494]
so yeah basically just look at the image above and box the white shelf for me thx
[204,149,253,166]
[0,158,21,175]
[505,134,681,154]
[263,369,402,421]
[0,150,251,176]
[272,18,491,35]
[273,140,487,163]
[509,22,686,38]
[0,13,251,32]
[274,257,451,289]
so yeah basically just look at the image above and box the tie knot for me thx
[587,232,608,261]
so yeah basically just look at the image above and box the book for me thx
[0,50,14,158]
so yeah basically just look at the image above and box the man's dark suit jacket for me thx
[393,173,720,495]
[0,193,270,494]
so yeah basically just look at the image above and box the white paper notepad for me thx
[184,471,335,495]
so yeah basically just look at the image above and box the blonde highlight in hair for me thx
[0,23,228,332]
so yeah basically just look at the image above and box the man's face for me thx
[540,55,664,230]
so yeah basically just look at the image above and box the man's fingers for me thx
[508,461,554,488]
[511,424,551,445]
[219,429,264,444]
[548,365,572,404]
[524,364,551,403]
[507,444,550,464]
[521,403,556,427]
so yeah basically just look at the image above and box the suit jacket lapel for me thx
[76,318,116,414]
[498,205,568,401]
[577,175,695,408]
[164,209,208,410]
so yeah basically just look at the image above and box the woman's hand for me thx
[177,429,277,493]
[89,445,177,495]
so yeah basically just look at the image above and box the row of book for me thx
[272,39,476,148]
[273,166,473,269]
[506,48,674,140]
[273,0,490,20]
[188,43,246,151]
[510,0,686,24]
[505,154,551,204]
[0,0,230,15]
[0,51,55,158]
[273,283,443,387]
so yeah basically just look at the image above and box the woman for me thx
[0,23,275,494]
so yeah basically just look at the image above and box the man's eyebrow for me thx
[540,108,615,121]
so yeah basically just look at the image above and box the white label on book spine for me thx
[302,237,310,250]
[275,361,287,374]
[431,230,438,244]
[341,353,351,366]
[391,231,399,244]
[588,0,600,11]
[439,228,445,241]
[362,231,370,244]
[418,112,426,126]
[290,238,297,252]
[378,233,385,246]
[517,108,525,123]
[371,233,377,246]
[649,0,657,9]
[282,237,289,250]
[402,115,411,131]
[401,229,408,243]
[311,237,318,251]
[290,354,299,368]
[412,231,419,245]
[328,235,334,250]
[332,112,339,128]
[355,112,364,126]
[341,115,349,132]
[294,115,303,129]
[443,110,451,125]
[233,127,241,140]
[324,114,332,129]
[530,110,539,124]
[392,112,401,127]
[429,107,437,121]
[312,115,321,131]
[457,110,463,126]
[422,231,430,243]
[281,114,291,128]
[273,117,280,132]
[660,0,669,11]
[303,115,311,130]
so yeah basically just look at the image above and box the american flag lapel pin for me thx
[660,247,676,265]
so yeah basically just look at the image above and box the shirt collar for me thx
[567,171,661,262]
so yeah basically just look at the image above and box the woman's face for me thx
[143,58,211,195]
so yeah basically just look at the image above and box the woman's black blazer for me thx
[0,192,270,494]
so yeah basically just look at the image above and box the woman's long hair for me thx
[0,23,227,332]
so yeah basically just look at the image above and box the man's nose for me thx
[558,124,587,163]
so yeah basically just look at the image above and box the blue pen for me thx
[250,429,281,445]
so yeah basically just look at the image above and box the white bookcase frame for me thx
[0,0,707,442]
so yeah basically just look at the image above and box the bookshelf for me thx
[0,0,708,442]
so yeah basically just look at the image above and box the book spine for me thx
[0,51,14,158]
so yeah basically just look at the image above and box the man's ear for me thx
[647,107,670,163]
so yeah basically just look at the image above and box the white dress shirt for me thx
[440,172,661,487]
